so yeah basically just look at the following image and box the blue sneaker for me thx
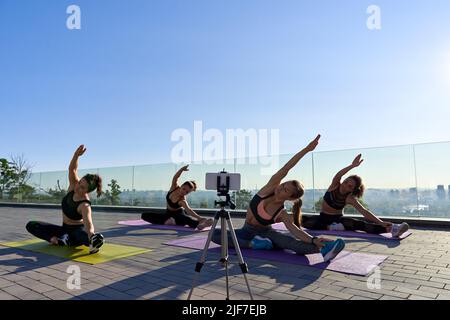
[250,236,273,250]
[320,239,345,262]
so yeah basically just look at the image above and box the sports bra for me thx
[249,193,285,226]
[323,187,350,210]
[61,190,91,221]
[166,187,182,210]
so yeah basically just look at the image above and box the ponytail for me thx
[96,175,103,197]
[292,198,303,228]
[290,180,305,228]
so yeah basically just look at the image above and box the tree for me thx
[0,158,15,199]
[47,180,67,200]
[1,155,34,200]
[233,189,253,210]
[9,184,35,201]
[100,179,122,205]
[10,154,33,186]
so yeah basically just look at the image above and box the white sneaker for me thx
[329,223,345,231]
[391,222,409,237]
[57,234,70,246]
[89,233,105,254]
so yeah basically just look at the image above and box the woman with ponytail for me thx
[26,145,105,254]
[212,135,345,262]
[302,154,409,237]
[141,165,213,230]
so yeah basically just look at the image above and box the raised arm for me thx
[69,145,86,188]
[329,154,363,189]
[261,135,320,192]
[171,165,189,190]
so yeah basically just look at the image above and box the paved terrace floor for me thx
[1,207,450,300]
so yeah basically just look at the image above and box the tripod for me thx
[187,193,253,300]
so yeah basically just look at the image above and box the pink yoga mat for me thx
[271,223,412,240]
[163,235,387,276]
[118,219,211,232]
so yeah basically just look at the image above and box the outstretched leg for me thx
[301,215,330,230]
[25,221,65,244]
[265,228,320,255]
[339,217,387,234]
[171,210,200,229]
[141,211,171,225]
[211,225,257,249]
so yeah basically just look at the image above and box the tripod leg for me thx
[221,215,228,264]
[187,214,221,300]
[225,217,254,300]
[220,216,230,300]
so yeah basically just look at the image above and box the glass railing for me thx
[1,141,450,219]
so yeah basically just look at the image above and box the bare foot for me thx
[164,217,176,226]
[197,218,213,230]
[50,236,58,245]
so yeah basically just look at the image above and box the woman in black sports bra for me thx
[302,154,409,237]
[141,165,213,230]
[211,135,346,262]
[26,145,105,254]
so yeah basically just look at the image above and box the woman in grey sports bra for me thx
[211,135,346,262]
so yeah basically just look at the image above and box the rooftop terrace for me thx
[1,206,450,300]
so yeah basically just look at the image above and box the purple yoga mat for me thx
[271,223,412,240]
[117,219,211,232]
[163,235,387,276]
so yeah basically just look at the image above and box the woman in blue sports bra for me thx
[26,145,105,254]
[302,154,409,237]
[141,165,213,230]
[212,135,345,262]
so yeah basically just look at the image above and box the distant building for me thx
[436,185,446,200]
[389,189,400,198]
[448,185,450,199]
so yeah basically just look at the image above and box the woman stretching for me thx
[301,154,409,237]
[212,135,345,262]
[26,145,105,254]
[141,165,213,230]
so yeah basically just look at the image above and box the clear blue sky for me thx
[1,0,450,172]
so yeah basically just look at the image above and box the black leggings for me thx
[26,221,90,246]
[301,212,387,235]
[141,209,199,228]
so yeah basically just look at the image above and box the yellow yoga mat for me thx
[0,239,152,264]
